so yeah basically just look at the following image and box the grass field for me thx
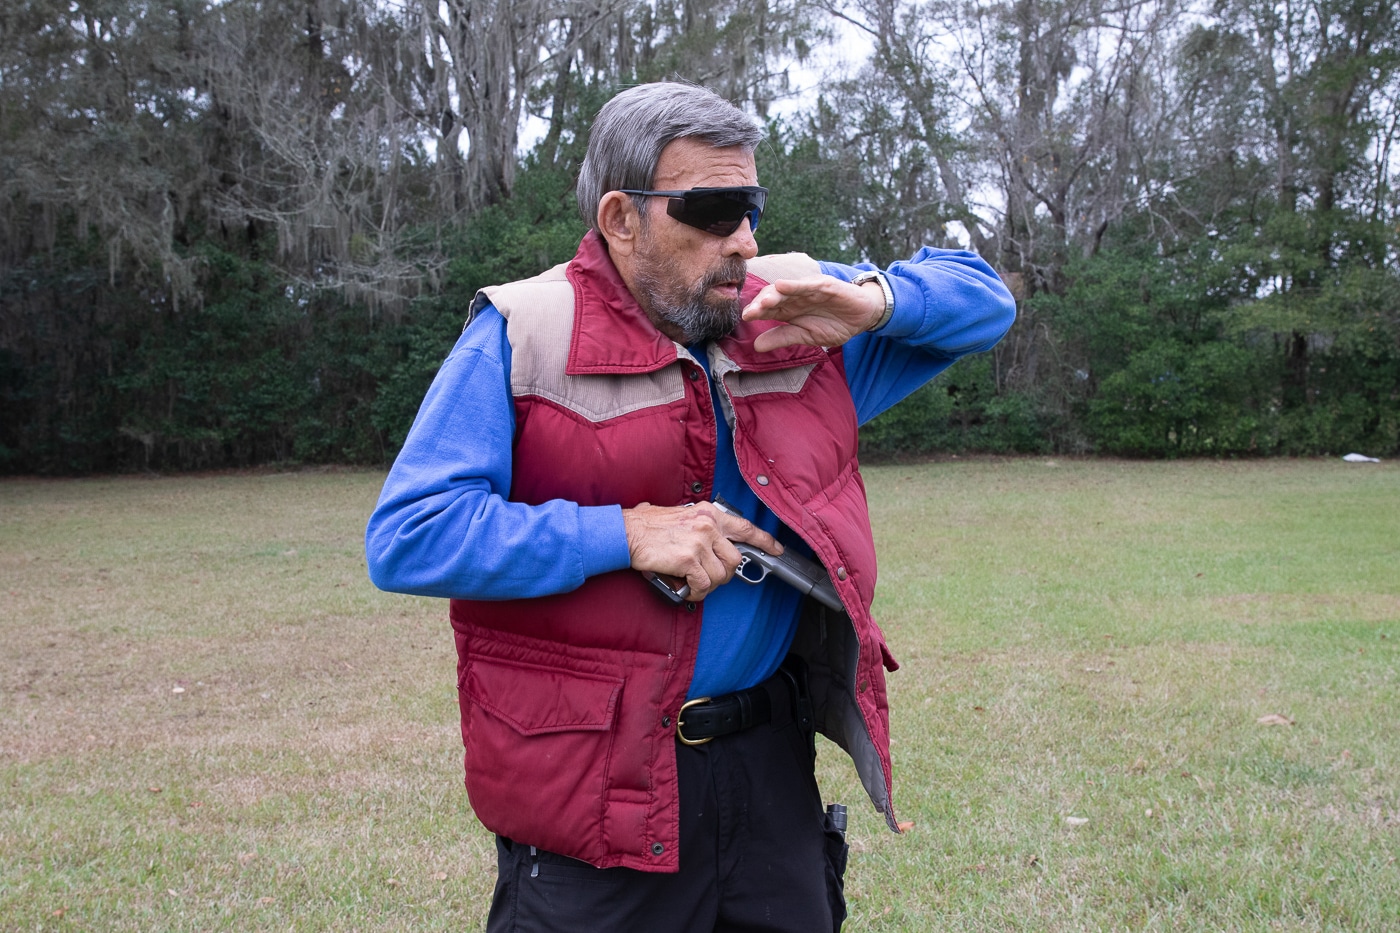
[2,459,1397,931]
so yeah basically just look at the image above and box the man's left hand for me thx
[741,276,886,352]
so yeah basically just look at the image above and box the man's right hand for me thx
[622,501,784,601]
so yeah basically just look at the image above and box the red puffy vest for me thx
[449,232,900,871]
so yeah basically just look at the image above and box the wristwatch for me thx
[851,270,894,331]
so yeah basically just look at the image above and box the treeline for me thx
[2,0,1397,473]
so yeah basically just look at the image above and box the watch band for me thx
[851,270,894,331]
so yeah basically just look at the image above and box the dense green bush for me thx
[861,356,1052,457]
[865,220,1400,461]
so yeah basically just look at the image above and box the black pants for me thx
[484,679,848,933]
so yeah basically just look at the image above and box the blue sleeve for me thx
[364,307,633,599]
[820,248,1017,424]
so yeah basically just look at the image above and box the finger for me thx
[741,282,783,319]
[682,566,714,599]
[751,322,825,353]
[712,536,746,571]
[742,277,829,320]
[742,278,820,318]
[685,549,731,599]
[716,511,784,556]
[703,544,734,586]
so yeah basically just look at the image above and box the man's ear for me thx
[597,191,641,258]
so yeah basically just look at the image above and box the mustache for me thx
[694,258,749,298]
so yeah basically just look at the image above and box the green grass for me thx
[2,460,1397,931]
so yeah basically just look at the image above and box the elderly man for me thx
[366,82,1015,932]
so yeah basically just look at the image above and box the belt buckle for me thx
[676,696,714,746]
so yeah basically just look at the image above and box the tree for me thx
[1177,0,1400,422]
[0,0,210,297]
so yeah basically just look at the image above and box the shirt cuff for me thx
[577,505,634,578]
[876,271,929,339]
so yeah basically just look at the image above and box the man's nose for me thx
[723,216,759,260]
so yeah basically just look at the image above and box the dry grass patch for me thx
[1203,591,1400,626]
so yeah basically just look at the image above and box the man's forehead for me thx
[652,138,758,189]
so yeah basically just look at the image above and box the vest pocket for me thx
[459,656,622,858]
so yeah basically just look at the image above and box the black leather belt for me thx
[676,681,774,746]
[675,658,815,747]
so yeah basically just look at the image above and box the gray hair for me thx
[577,83,763,230]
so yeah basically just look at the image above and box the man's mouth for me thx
[693,259,748,308]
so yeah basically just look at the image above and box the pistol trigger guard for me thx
[734,555,767,584]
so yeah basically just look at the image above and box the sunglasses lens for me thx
[668,188,766,236]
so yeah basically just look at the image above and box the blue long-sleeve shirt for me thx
[366,248,1015,697]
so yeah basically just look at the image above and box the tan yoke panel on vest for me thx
[480,265,687,423]
[713,354,820,399]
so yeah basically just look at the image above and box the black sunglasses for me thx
[618,186,768,236]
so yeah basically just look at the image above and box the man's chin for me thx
[679,302,741,344]
[639,266,744,344]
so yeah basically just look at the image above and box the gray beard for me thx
[635,257,748,345]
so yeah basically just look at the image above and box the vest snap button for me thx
[688,369,700,381]
[837,567,847,581]
[686,602,697,612]
[651,843,665,855]
[662,716,671,728]
[690,481,703,494]
[755,474,769,486]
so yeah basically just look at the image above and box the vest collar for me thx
[564,231,827,376]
